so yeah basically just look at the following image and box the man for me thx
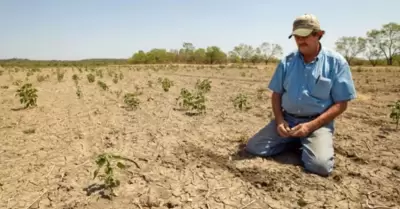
[244,14,356,177]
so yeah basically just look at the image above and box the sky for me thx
[0,0,399,60]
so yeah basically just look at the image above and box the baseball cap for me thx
[288,14,322,39]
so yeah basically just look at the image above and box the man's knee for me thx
[245,121,284,156]
[302,156,334,176]
[301,127,334,176]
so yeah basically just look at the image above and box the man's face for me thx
[294,32,321,55]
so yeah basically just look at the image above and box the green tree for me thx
[128,50,147,64]
[259,42,283,65]
[193,48,207,64]
[335,36,366,64]
[231,44,255,63]
[206,46,227,64]
[366,22,400,65]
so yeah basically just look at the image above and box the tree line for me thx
[127,42,283,65]
[0,22,398,68]
[335,22,400,66]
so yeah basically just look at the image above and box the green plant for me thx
[96,69,103,78]
[15,83,38,108]
[112,74,118,84]
[56,68,64,82]
[92,153,127,199]
[76,86,83,99]
[161,78,173,92]
[256,87,267,100]
[87,73,95,83]
[233,93,250,111]
[123,93,140,111]
[388,100,400,129]
[195,79,212,93]
[97,81,108,91]
[176,88,206,115]
[36,74,49,82]
[72,74,79,85]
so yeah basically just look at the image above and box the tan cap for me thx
[288,14,322,39]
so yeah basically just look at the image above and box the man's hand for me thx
[289,122,313,137]
[276,121,292,137]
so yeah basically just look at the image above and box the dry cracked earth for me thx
[0,65,399,209]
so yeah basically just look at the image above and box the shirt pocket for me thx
[310,76,332,100]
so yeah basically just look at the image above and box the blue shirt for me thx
[268,46,357,116]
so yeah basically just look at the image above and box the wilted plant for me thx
[15,83,38,108]
[161,78,174,92]
[233,93,250,111]
[87,73,95,83]
[388,100,400,129]
[92,153,127,199]
[195,79,212,93]
[123,93,140,111]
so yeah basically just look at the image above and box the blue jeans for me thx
[245,112,335,176]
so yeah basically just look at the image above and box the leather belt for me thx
[283,110,320,119]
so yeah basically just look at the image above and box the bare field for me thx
[0,65,399,209]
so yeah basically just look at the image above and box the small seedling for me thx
[15,83,38,108]
[57,68,64,82]
[388,100,400,129]
[176,88,206,115]
[195,79,212,93]
[91,153,128,199]
[112,74,118,84]
[123,93,140,111]
[233,93,250,111]
[96,69,104,78]
[76,86,83,99]
[87,73,95,83]
[97,81,108,91]
[161,78,174,92]
[72,74,79,85]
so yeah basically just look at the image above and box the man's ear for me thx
[317,30,325,36]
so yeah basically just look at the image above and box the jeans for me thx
[245,112,335,176]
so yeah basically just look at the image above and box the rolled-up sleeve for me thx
[268,62,285,94]
[331,61,357,102]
